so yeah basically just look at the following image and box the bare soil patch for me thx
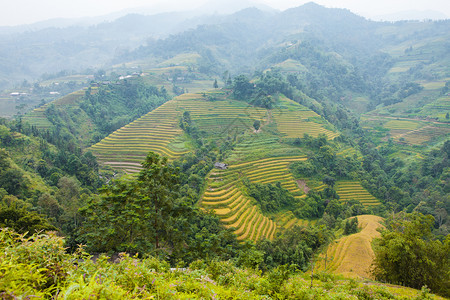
[296,179,310,194]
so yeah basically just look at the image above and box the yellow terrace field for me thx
[90,91,271,173]
[394,126,450,145]
[202,170,276,242]
[201,155,307,242]
[336,181,381,207]
[273,97,339,139]
[318,215,384,279]
[89,99,188,172]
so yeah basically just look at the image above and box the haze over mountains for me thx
[0,1,448,91]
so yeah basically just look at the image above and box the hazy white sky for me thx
[1,0,449,26]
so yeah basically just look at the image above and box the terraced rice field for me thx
[383,120,421,130]
[201,155,307,241]
[336,147,360,159]
[394,126,450,145]
[318,215,384,279]
[89,99,189,172]
[335,181,380,207]
[273,97,339,139]
[227,133,304,163]
[202,170,277,242]
[272,59,307,73]
[228,156,307,194]
[22,107,53,129]
[273,211,311,230]
[89,92,270,173]
[0,96,18,118]
[22,89,87,129]
[174,93,267,137]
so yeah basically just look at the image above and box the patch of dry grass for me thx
[319,215,384,279]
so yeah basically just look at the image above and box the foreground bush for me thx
[0,228,444,299]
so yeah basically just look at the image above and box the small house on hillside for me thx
[214,162,228,170]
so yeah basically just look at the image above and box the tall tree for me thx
[372,213,449,297]
[80,152,191,255]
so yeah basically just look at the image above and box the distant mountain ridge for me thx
[0,2,449,90]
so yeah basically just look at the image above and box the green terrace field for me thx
[201,155,307,241]
[369,77,450,121]
[112,52,219,94]
[156,53,201,68]
[273,96,339,140]
[226,133,305,163]
[361,116,450,145]
[270,59,308,73]
[22,89,88,129]
[335,181,381,207]
[174,92,268,137]
[89,91,270,173]
[273,210,312,230]
[89,99,189,173]
[395,125,450,145]
[336,146,361,159]
[0,95,19,118]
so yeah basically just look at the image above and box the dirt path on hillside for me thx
[365,114,449,126]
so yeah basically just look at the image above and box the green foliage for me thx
[244,179,296,213]
[253,120,261,131]
[80,152,190,256]
[0,168,27,196]
[294,190,327,219]
[81,80,169,135]
[257,225,329,271]
[80,151,238,264]
[0,229,74,298]
[184,211,240,263]
[232,75,254,100]
[372,212,450,297]
[0,200,56,236]
[343,217,359,235]
[0,228,443,299]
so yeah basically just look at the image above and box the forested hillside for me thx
[1,2,449,299]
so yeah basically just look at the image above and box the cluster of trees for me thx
[372,212,449,296]
[78,151,331,270]
[356,139,449,235]
[79,152,235,261]
[231,72,293,108]
[244,179,296,213]
[81,80,169,136]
